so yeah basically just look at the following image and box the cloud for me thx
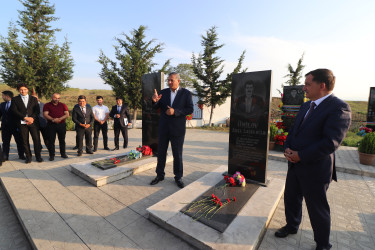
[222,34,375,101]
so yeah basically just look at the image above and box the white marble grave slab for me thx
[71,152,173,186]
[147,165,285,250]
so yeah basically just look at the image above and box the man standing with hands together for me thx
[92,96,110,151]
[149,72,193,188]
[274,69,351,250]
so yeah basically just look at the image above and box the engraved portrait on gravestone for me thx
[283,86,305,106]
[232,80,266,119]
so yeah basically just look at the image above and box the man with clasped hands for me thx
[72,95,94,156]
[149,72,193,189]
[274,69,351,250]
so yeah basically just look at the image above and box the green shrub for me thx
[341,131,362,147]
[358,132,375,154]
[65,116,75,131]
[270,123,278,141]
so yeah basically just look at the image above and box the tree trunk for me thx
[209,106,214,127]
[132,107,137,129]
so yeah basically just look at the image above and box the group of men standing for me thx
[0,83,132,164]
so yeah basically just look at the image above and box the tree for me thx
[165,63,197,89]
[284,53,305,86]
[0,0,74,98]
[98,25,169,123]
[192,26,246,126]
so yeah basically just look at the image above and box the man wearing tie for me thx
[274,69,351,250]
[10,83,43,163]
[72,95,94,156]
[109,97,132,150]
[0,91,25,161]
[149,72,194,188]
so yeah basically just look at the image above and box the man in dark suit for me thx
[10,83,43,163]
[109,97,132,150]
[72,95,94,156]
[0,90,25,161]
[150,72,194,188]
[274,69,351,250]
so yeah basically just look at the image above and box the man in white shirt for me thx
[92,96,110,151]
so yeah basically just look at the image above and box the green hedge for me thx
[358,132,375,154]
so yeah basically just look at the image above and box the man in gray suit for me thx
[72,95,94,156]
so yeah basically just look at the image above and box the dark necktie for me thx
[301,102,316,125]
[81,107,86,124]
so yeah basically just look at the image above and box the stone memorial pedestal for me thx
[147,165,285,250]
[70,152,173,187]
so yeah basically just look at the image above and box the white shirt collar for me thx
[313,93,332,107]
[171,86,180,93]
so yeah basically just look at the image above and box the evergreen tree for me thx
[165,63,197,89]
[0,0,74,98]
[284,53,305,86]
[98,25,169,123]
[192,26,246,126]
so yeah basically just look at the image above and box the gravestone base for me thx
[147,165,285,250]
[70,152,173,187]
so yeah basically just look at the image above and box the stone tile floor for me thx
[0,129,374,249]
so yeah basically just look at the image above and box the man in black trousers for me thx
[149,72,194,188]
[275,69,351,250]
[109,97,132,150]
[10,83,43,163]
[0,90,25,161]
[72,95,94,156]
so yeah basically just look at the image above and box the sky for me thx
[1,0,374,101]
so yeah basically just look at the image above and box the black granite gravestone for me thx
[367,87,375,128]
[282,85,305,131]
[228,71,272,185]
[142,72,163,154]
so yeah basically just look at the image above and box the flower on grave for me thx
[224,172,246,187]
[186,113,193,120]
[136,145,153,156]
[182,194,237,220]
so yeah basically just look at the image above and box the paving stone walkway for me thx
[0,129,374,249]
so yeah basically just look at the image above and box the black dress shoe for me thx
[36,158,44,163]
[93,149,97,152]
[77,152,82,156]
[86,151,94,154]
[175,179,185,188]
[19,155,26,160]
[49,156,54,161]
[61,154,68,159]
[25,158,31,164]
[112,147,119,151]
[150,176,164,185]
[316,243,332,250]
[73,146,78,150]
[2,157,8,162]
[275,226,297,238]
[104,147,110,150]
[123,145,127,149]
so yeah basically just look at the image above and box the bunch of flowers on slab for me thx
[110,157,120,164]
[136,145,153,156]
[183,194,237,220]
[224,171,246,187]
